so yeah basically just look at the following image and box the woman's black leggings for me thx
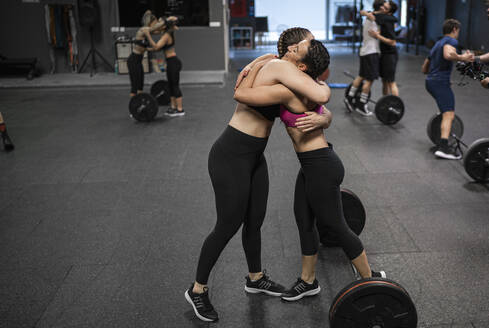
[127,53,144,94]
[294,147,364,260]
[166,56,182,98]
[195,126,269,284]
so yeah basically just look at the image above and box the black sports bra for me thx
[161,31,175,51]
[249,104,281,122]
[133,38,150,48]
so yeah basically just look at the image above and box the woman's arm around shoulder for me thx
[268,60,331,104]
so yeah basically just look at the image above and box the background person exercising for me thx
[345,0,384,116]
[422,19,474,159]
[363,1,399,97]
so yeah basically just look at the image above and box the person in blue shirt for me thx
[421,19,474,160]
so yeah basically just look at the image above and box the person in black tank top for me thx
[127,12,165,97]
[144,18,184,117]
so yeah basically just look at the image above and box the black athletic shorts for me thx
[379,52,398,82]
[359,53,380,81]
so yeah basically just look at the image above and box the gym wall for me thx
[423,0,489,52]
[0,0,227,74]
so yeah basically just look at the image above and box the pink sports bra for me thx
[279,104,324,127]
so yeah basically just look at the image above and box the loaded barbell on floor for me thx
[329,277,418,328]
[315,187,418,326]
[322,189,418,327]
[128,80,171,122]
[343,71,405,125]
[427,113,489,183]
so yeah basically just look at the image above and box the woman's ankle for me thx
[248,272,263,281]
[193,282,206,294]
[300,274,316,284]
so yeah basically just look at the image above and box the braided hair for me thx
[301,39,330,80]
[277,27,312,58]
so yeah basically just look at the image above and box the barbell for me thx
[329,277,418,328]
[343,71,405,125]
[128,80,171,122]
[427,113,489,183]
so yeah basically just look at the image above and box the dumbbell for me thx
[343,71,405,125]
[427,113,489,183]
[128,80,171,122]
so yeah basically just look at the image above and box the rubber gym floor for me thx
[1,48,488,328]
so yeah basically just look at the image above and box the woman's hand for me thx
[295,106,332,132]
[481,77,489,89]
[368,29,380,39]
[235,65,252,90]
[236,58,272,89]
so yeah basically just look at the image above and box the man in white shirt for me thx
[344,0,385,116]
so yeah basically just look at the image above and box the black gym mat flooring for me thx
[1,49,488,327]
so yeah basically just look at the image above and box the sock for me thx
[360,93,369,104]
[348,86,358,97]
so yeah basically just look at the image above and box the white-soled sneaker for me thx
[355,102,373,116]
[281,278,321,301]
[244,270,286,296]
[434,146,462,160]
[184,285,219,322]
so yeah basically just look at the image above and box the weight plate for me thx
[329,278,418,328]
[426,113,464,146]
[319,188,366,247]
[374,95,404,125]
[463,138,489,183]
[150,80,171,106]
[129,93,158,122]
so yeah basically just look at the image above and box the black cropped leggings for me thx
[166,56,182,98]
[294,147,364,260]
[127,53,144,94]
[195,126,269,284]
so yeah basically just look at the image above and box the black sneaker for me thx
[281,278,321,301]
[244,271,285,296]
[355,102,373,116]
[434,146,462,160]
[165,108,185,117]
[344,96,355,112]
[184,285,219,322]
[351,265,386,279]
[164,108,176,116]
